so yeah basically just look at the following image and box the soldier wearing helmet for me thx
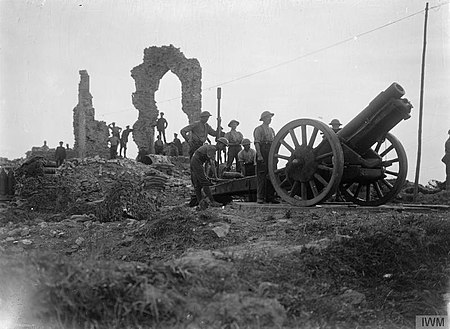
[237,138,256,176]
[190,137,229,208]
[329,119,342,133]
[224,119,244,172]
[181,111,221,158]
[253,111,278,204]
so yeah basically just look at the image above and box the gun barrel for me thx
[337,83,412,154]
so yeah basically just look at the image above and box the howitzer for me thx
[211,82,413,206]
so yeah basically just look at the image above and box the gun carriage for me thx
[211,83,413,206]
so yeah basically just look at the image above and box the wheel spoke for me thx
[275,153,291,161]
[379,144,394,158]
[381,179,393,189]
[301,125,307,146]
[280,178,290,188]
[308,127,319,148]
[374,141,382,153]
[318,164,333,172]
[316,152,333,161]
[280,139,295,153]
[290,181,299,197]
[385,170,399,177]
[309,180,319,197]
[365,184,371,201]
[314,173,328,186]
[301,182,307,199]
[354,183,362,197]
[289,129,300,148]
[374,181,383,198]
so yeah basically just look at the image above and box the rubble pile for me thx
[14,156,192,220]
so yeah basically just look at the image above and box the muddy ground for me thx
[0,157,449,329]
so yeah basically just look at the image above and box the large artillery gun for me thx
[212,82,413,206]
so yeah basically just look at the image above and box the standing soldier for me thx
[108,135,120,159]
[120,125,133,158]
[190,137,228,208]
[173,133,183,155]
[157,112,168,144]
[55,141,67,167]
[224,120,243,172]
[108,122,122,138]
[238,138,257,176]
[254,111,278,204]
[181,111,220,158]
[154,135,164,155]
[442,129,450,191]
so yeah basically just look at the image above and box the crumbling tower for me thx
[131,45,202,154]
[73,70,109,158]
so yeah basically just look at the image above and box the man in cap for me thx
[173,133,183,155]
[238,138,256,176]
[55,141,67,167]
[181,111,221,158]
[156,112,168,143]
[190,137,229,208]
[329,119,342,133]
[108,122,122,138]
[154,135,164,155]
[119,125,133,158]
[224,119,244,172]
[253,111,278,204]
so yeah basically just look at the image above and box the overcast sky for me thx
[1,0,449,184]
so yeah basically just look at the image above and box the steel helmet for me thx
[217,137,229,146]
[200,111,212,117]
[329,119,342,126]
[228,119,240,127]
[259,111,274,121]
[241,138,251,145]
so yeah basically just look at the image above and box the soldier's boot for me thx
[203,186,222,207]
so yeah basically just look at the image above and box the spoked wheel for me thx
[268,119,344,206]
[340,133,407,206]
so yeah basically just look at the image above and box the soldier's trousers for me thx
[256,142,275,202]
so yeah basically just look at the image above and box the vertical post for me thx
[216,88,222,170]
[413,2,429,201]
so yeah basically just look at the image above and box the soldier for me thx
[254,111,278,204]
[238,138,256,176]
[224,120,243,172]
[181,111,220,158]
[108,122,122,138]
[41,140,49,151]
[156,112,168,143]
[173,133,183,155]
[55,141,66,167]
[329,119,342,133]
[190,137,228,208]
[442,129,450,191]
[154,135,164,155]
[107,135,120,159]
[120,125,133,158]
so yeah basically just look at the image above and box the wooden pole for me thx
[216,88,222,172]
[413,2,429,201]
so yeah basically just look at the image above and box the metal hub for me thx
[286,145,318,182]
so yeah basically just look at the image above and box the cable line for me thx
[99,1,449,115]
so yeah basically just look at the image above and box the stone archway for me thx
[131,45,202,154]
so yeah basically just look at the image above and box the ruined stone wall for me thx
[131,45,202,154]
[73,70,109,158]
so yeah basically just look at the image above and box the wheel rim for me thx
[340,133,407,206]
[268,119,344,206]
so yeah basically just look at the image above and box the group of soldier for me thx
[107,123,133,159]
